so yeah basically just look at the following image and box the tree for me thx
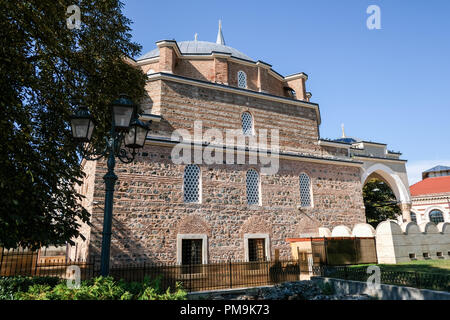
[363,178,401,227]
[0,0,147,249]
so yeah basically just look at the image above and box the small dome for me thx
[137,40,254,62]
[333,137,360,144]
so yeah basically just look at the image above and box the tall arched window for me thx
[429,209,444,224]
[237,70,247,88]
[246,169,260,205]
[183,165,201,203]
[410,212,417,223]
[241,112,254,136]
[299,173,312,207]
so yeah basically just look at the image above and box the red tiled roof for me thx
[410,176,450,196]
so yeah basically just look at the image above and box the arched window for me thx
[241,112,254,136]
[237,70,247,88]
[299,173,312,207]
[429,209,444,224]
[246,169,260,205]
[410,212,417,223]
[183,165,201,203]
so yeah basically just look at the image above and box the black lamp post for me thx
[70,95,150,276]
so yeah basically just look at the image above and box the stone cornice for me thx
[144,135,362,167]
[411,193,450,201]
[318,139,351,149]
[351,155,407,163]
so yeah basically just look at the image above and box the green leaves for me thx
[363,179,401,227]
[0,0,146,249]
[5,276,188,300]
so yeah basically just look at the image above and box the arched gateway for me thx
[345,139,412,222]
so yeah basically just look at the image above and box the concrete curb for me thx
[312,276,450,300]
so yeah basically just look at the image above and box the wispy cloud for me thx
[406,160,450,186]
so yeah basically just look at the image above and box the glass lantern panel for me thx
[71,118,89,139]
[113,106,134,128]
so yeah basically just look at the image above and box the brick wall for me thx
[138,45,304,99]
[78,55,367,265]
[143,79,321,155]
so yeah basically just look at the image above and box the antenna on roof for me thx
[194,33,198,41]
[216,19,225,45]
[341,123,346,138]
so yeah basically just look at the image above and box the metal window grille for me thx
[410,212,417,223]
[181,239,203,265]
[248,239,266,262]
[237,71,247,88]
[241,112,253,136]
[299,173,311,207]
[246,169,260,205]
[183,165,200,203]
[429,210,444,224]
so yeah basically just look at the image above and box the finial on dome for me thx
[194,33,198,41]
[216,20,225,45]
[341,123,346,138]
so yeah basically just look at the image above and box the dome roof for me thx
[137,40,254,62]
[333,137,360,144]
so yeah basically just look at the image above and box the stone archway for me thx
[361,163,412,222]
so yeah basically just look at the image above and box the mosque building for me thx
[72,22,412,264]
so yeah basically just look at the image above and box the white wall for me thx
[375,221,450,264]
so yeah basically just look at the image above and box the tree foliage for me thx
[0,0,147,249]
[363,178,401,227]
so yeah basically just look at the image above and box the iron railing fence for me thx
[312,265,450,292]
[0,249,305,292]
[2,248,448,293]
[108,259,303,292]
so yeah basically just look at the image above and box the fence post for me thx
[344,266,348,280]
[143,262,146,282]
[415,271,420,288]
[0,247,4,275]
[229,260,232,289]
[34,250,39,276]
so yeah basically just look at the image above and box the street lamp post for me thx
[70,95,150,276]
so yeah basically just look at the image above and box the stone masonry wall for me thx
[86,145,365,264]
[69,159,97,261]
[142,79,322,155]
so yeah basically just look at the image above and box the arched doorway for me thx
[363,176,401,227]
[361,163,412,224]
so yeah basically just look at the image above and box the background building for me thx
[410,165,450,224]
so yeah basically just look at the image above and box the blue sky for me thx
[123,0,450,185]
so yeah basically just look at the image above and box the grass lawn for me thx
[350,259,450,276]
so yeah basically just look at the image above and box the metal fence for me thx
[2,248,448,293]
[310,237,378,266]
[0,248,305,292]
[313,265,450,292]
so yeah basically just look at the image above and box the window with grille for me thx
[241,112,253,136]
[299,173,312,207]
[183,165,200,203]
[246,169,260,205]
[429,210,444,224]
[248,239,266,262]
[181,239,203,265]
[410,212,417,223]
[237,70,247,88]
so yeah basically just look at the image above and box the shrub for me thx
[0,276,61,300]
[14,276,187,300]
